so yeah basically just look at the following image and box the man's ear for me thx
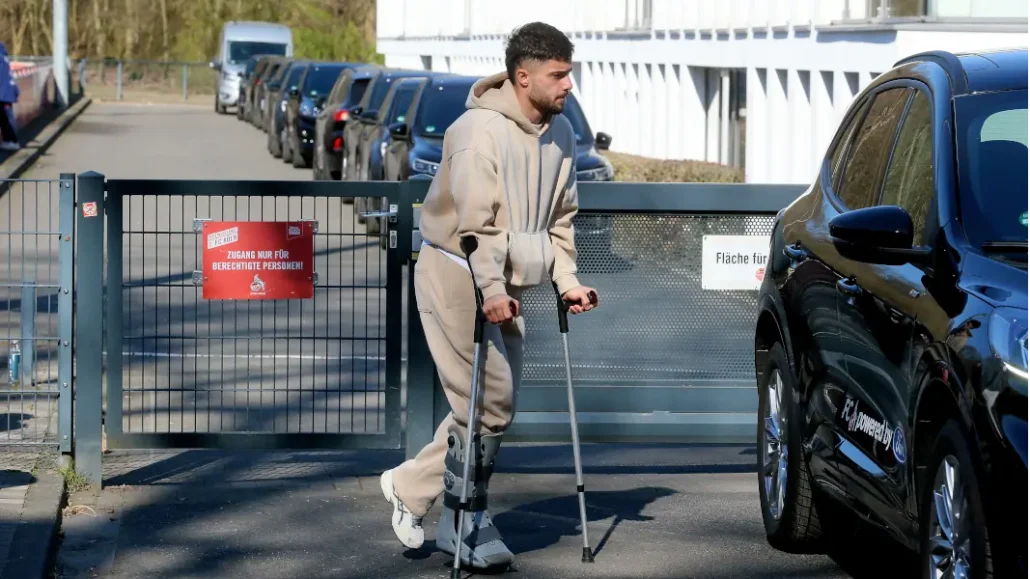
[515,67,531,89]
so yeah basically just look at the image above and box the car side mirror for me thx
[209,60,221,71]
[828,205,932,266]
[361,109,379,121]
[289,87,300,99]
[595,131,612,150]
[350,106,364,117]
[388,122,410,140]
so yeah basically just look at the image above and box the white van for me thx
[211,21,293,114]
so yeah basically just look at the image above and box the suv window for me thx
[880,90,934,246]
[954,88,1028,251]
[836,87,911,210]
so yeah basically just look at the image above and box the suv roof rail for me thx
[893,50,969,94]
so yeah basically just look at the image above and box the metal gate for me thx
[88,173,410,449]
[0,176,74,454]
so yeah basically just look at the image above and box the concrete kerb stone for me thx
[0,96,93,184]
[0,469,66,579]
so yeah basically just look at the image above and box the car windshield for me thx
[343,79,369,108]
[954,89,1028,251]
[303,65,344,97]
[228,41,287,65]
[560,94,594,146]
[382,84,417,124]
[415,83,472,137]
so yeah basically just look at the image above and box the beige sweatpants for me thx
[392,245,525,517]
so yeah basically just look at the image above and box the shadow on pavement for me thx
[495,485,679,558]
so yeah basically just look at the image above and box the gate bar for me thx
[19,280,35,387]
[58,173,75,457]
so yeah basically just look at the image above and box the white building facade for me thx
[375,0,1027,183]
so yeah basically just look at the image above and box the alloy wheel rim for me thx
[763,370,787,520]
[927,455,971,579]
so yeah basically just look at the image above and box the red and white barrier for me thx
[8,60,54,129]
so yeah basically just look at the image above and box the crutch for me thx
[451,235,514,578]
[552,281,597,563]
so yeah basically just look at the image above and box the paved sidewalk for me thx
[51,445,915,579]
[0,449,66,579]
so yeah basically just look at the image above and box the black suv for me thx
[754,47,1027,578]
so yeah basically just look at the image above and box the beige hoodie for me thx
[418,71,582,302]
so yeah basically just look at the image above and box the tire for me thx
[919,419,993,579]
[280,130,291,163]
[269,127,281,159]
[292,144,306,169]
[756,342,823,553]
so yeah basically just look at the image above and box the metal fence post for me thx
[58,173,75,461]
[402,180,443,459]
[19,281,35,387]
[116,60,123,101]
[182,63,188,101]
[74,171,105,490]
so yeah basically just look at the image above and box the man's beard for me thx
[530,89,565,116]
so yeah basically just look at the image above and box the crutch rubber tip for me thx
[450,567,463,579]
[582,547,595,563]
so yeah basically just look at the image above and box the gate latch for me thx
[360,204,398,223]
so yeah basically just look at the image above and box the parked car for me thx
[353,75,433,183]
[353,77,426,234]
[753,47,1027,579]
[239,55,277,123]
[312,65,378,182]
[211,21,292,114]
[254,57,292,131]
[342,68,443,183]
[363,77,424,183]
[562,93,614,182]
[267,60,309,159]
[282,61,351,168]
[236,55,265,121]
[382,74,481,181]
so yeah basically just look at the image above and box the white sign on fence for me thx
[701,235,770,290]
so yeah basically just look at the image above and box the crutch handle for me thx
[552,284,597,333]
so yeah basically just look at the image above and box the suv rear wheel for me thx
[757,342,823,553]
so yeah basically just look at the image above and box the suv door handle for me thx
[836,276,861,296]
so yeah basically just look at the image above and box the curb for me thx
[0,471,66,579]
[0,96,92,182]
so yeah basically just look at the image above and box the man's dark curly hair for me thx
[504,22,574,82]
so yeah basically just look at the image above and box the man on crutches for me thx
[379,21,599,573]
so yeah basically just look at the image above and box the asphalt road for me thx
[53,446,909,579]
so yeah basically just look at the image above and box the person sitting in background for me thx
[0,42,21,152]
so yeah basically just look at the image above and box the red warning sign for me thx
[201,221,315,300]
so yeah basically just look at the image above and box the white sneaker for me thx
[0,142,19,151]
[380,468,425,549]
